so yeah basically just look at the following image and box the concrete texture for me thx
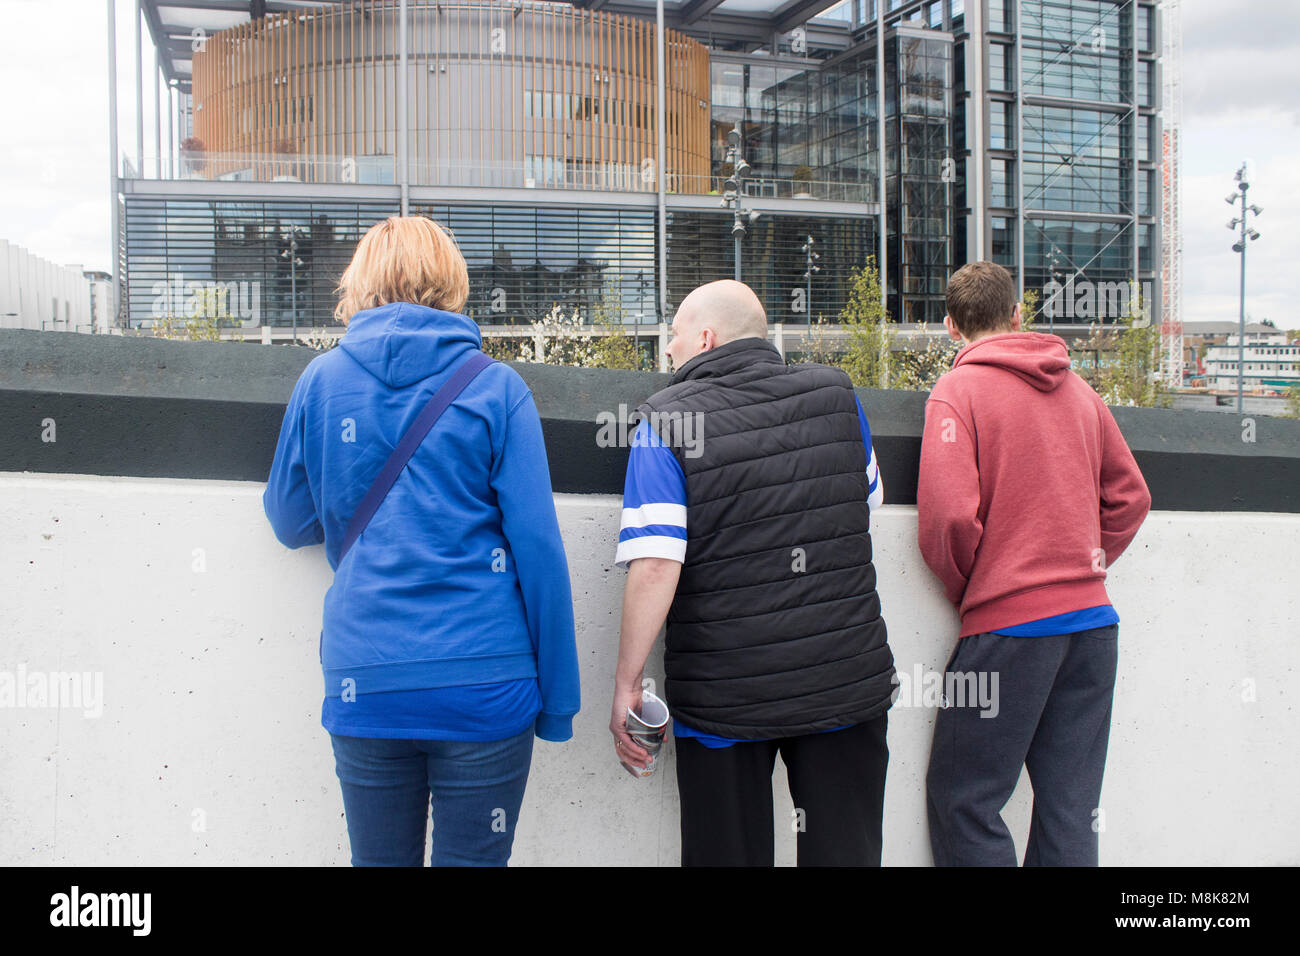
[0,472,1296,866]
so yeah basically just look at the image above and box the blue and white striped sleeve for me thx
[855,395,884,513]
[614,418,688,569]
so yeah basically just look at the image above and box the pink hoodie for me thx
[917,331,1151,637]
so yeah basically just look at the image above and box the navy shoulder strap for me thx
[339,351,495,562]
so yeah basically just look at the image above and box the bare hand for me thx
[610,682,652,774]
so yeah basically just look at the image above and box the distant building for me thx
[1203,328,1298,395]
[0,240,113,334]
[1182,321,1294,391]
[85,270,115,334]
[1183,320,1287,350]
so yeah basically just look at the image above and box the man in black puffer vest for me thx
[609,280,896,866]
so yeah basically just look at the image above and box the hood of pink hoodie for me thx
[952,332,1072,392]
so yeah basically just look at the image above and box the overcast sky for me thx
[1,0,1296,328]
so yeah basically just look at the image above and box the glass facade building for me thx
[980,0,1159,321]
[120,0,1161,349]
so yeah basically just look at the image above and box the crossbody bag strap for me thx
[339,350,496,562]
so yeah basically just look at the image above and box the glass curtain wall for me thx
[124,198,397,329]
[709,47,880,203]
[885,30,953,323]
[667,212,879,325]
[1018,0,1148,311]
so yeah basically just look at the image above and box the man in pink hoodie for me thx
[917,261,1151,866]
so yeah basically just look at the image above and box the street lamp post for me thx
[280,225,305,345]
[1225,161,1262,414]
[720,124,758,282]
[1046,245,1064,336]
[800,235,820,327]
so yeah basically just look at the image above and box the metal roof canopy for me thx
[142,0,850,93]
[570,0,844,32]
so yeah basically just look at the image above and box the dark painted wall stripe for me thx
[2,329,1299,512]
[2,389,1299,512]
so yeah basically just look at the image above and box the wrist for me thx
[614,667,643,694]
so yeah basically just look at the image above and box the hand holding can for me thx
[622,689,670,778]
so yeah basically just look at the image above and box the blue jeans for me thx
[329,722,535,866]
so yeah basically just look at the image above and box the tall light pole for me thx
[1226,161,1261,414]
[281,225,304,345]
[720,125,758,282]
[800,235,820,327]
[107,0,121,328]
[1046,245,1064,335]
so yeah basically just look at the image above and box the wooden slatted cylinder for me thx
[191,0,710,191]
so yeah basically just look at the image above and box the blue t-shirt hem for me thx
[320,677,543,740]
[991,604,1120,637]
[322,708,540,742]
[673,720,853,748]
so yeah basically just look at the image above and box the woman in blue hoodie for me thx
[263,216,580,866]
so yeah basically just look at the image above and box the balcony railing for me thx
[129,152,878,203]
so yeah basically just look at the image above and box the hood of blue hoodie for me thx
[339,302,482,388]
[952,331,1072,392]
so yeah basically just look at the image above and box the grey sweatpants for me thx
[925,625,1119,866]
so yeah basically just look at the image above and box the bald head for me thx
[665,280,769,371]
[675,280,768,346]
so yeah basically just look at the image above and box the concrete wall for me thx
[1,472,1297,866]
[2,328,1299,866]
[1170,392,1293,417]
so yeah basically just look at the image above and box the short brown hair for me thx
[334,216,469,324]
[945,261,1017,338]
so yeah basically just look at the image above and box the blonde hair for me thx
[334,216,469,324]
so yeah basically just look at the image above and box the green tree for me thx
[1284,383,1300,419]
[588,284,651,371]
[151,286,244,342]
[791,314,841,366]
[1020,288,1039,332]
[480,333,529,363]
[513,283,653,371]
[837,257,895,388]
[892,326,958,391]
[1074,281,1168,408]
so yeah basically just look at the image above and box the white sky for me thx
[0,0,1296,329]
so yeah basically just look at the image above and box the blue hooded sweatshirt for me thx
[263,302,580,742]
